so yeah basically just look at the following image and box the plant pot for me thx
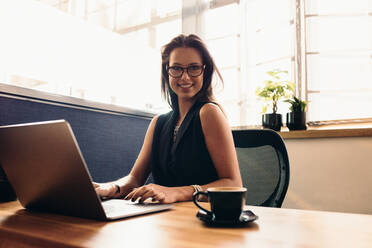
[286,112,307,130]
[262,113,282,131]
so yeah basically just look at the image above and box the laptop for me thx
[0,120,173,220]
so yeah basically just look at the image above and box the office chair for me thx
[232,129,290,207]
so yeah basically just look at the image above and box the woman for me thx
[94,34,242,203]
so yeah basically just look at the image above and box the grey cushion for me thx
[0,95,151,183]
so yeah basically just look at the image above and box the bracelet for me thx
[191,185,203,200]
[115,184,120,194]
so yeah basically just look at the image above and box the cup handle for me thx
[192,191,212,215]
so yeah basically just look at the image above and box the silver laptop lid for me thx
[0,120,107,220]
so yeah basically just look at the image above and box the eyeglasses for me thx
[167,65,205,78]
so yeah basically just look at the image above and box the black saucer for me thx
[196,210,258,225]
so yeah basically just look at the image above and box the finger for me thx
[130,187,147,202]
[120,187,133,198]
[124,188,138,200]
[92,182,100,188]
[131,186,151,202]
[153,192,165,203]
[124,190,135,200]
[138,190,156,204]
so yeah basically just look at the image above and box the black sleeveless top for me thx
[151,102,219,186]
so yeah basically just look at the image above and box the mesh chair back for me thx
[232,129,290,207]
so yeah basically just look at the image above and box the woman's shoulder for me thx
[156,110,173,121]
[198,102,230,138]
[199,102,225,118]
[151,110,174,130]
[199,102,228,126]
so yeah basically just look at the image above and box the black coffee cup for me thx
[193,187,247,221]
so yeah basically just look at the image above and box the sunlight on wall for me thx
[0,0,165,112]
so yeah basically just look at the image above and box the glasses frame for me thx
[167,64,205,78]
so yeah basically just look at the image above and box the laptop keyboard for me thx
[102,204,116,214]
[102,199,166,216]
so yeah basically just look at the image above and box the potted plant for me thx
[285,96,308,130]
[256,69,295,131]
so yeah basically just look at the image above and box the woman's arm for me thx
[199,103,242,187]
[170,103,242,201]
[94,115,159,198]
[125,103,242,203]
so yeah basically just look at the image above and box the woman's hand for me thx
[93,176,140,199]
[93,182,118,198]
[125,183,177,204]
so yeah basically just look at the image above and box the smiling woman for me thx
[94,34,243,204]
[167,47,205,105]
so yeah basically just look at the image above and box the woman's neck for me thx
[176,98,196,126]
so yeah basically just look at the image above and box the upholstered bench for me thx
[0,84,154,201]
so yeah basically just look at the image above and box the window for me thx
[240,0,372,125]
[242,0,295,125]
[304,0,372,121]
[203,2,241,126]
[0,0,181,114]
[1,0,371,126]
[181,0,296,126]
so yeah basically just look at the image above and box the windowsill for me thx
[0,83,155,119]
[232,123,372,139]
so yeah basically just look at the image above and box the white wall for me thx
[282,136,372,215]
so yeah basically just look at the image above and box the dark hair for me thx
[161,34,223,110]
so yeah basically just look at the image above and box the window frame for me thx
[297,0,372,123]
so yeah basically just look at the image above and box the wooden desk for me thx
[0,201,371,248]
